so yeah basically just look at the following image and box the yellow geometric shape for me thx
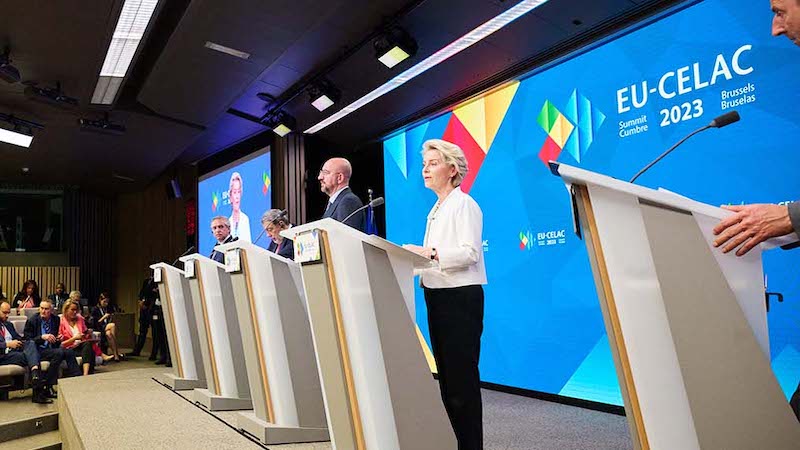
[484,81,520,154]
[453,97,487,152]
[548,114,575,149]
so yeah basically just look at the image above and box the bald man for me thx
[318,157,365,231]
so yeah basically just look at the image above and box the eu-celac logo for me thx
[262,172,271,196]
[519,231,533,251]
[211,191,220,212]
[537,89,606,166]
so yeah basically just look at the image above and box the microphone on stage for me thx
[342,197,384,224]
[171,246,196,266]
[629,111,740,184]
[254,209,288,245]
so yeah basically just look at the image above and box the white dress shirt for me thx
[419,187,487,289]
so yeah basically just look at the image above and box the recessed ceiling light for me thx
[22,167,29,173]
[204,41,250,60]
[305,0,551,134]
[91,0,160,105]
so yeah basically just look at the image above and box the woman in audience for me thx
[90,292,123,361]
[60,300,111,375]
[13,279,41,312]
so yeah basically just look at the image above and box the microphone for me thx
[171,246,196,266]
[342,197,384,224]
[629,111,740,184]
[254,209,288,245]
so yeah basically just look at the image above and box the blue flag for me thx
[365,203,378,235]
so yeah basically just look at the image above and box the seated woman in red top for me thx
[59,300,111,375]
[13,280,41,312]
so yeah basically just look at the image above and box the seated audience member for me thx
[59,301,109,376]
[90,292,123,361]
[0,284,6,301]
[261,209,294,259]
[1,301,50,403]
[47,283,69,312]
[14,280,41,312]
[24,299,81,399]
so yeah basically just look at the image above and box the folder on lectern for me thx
[179,254,252,411]
[282,218,457,450]
[551,162,800,450]
[216,240,329,445]
[150,262,206,391]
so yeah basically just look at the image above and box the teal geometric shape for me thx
[406,121,430,160]
[563,89,606,163]
[557,334,623,406]
[384,131,407,179]
[771,345,800,400]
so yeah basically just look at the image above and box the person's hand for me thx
[713,204,794,256]
[402,244,433,259]
[138,300,145,311]
[7,340,22,350]
[101,313,111,321]
[41,333,58,344]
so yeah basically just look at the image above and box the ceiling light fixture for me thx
[308,80,341,112]
[305,0,550,134]
[374,27,418,68]
[204,41,251,60]
[263,111,296,137]
[78,113,126,136]
[91,0,160,105]
[24,82,79,109]
[0,113,42,148]
[0,47,21,84]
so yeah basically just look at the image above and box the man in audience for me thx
[210,216,237,264]
[318,157,365,231]
[47,282,69,312]
[23,299,81,399]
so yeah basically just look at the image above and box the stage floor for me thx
[55,366,631,449]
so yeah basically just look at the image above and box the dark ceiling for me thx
[0,0,679,193]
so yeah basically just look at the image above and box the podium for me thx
[149,263,206,391]
[216,241,329,445]
[282,218,457,450]
[180,254,252,411]
[552,162,800,450]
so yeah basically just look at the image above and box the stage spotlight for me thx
[263,111,296,137]
[308,81,341,112]
[374,27,417,68]
[0,48,21,84]
[24,82,79,109]
[78,114,126,136]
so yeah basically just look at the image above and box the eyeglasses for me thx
[318,169,340,176]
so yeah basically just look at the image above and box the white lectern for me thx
[552,162,800,450]
[216,241,329,445]
[282,218,457,450]
[150,263,205,391]
[180,254,252,411]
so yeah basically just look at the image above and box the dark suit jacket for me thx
[89,304,116,331]
[267,238,294,260]
[48,293,69,312]
[0,321,23,351]
[23,313,63,348]
[323,187,365,232]
[13,292,41,309]
[210,234,238,263]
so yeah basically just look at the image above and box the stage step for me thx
[0,430,61,450]
[0,412,58,443]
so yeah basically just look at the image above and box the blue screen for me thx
[383,0,800,406]
[198,149,272,255]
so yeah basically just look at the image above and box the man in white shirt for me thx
[318,157,365,231]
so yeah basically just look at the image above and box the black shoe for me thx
[165,360,172,368]
[30,368,42,389]
[44,387,58,399]
[32,390,53,404]
[155,359,166,365]
[148,355,157,361]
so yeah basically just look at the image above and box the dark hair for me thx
[20,280,39,297]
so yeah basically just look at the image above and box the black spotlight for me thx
[24,82,79,109]
[0,47,21,84]
[308,80,341,112]
[263,111,296,137]
[374,27,418,68]
[78,114,126,136]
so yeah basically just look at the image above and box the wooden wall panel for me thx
[0,266,80,300]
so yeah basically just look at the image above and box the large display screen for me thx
[383,0,800,405]
[198,148,272,255]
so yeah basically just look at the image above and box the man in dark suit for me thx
[47,282,69,312]
[22,299,81,400]
[261,209,294,259]
[318,157,365,231]
[210,216,238,263]
[714,0,800,421]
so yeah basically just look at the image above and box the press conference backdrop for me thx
[198,148,272,256]
[384,0,800,406]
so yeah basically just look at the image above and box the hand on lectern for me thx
[712,203,794,256]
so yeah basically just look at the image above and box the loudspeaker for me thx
[166,178,182,199]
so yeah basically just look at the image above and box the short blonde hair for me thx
[62,299,80,316]
[69,290,81,301]
[421,139,468,187]
[229,172,243,191]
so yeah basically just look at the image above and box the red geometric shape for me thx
[538,136,563,167]
[442,114,486,193]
